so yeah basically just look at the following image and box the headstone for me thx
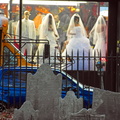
[92,88,120,120]
[59,91,83,120]
[13,101,39,120]
[26,64,62,120]
[68,108,105,120]
[14,64,91,119]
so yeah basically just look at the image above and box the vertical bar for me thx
[82,50,85,107]
[59,50,62,72]
[0,29,2,64]
[19,0,22,108]
[64,50,68,95]
[106,1,117,91]
[71,50,73,71]
[83,50,84,71]
[71,50,73,89]
[8,50,10,108]
[88,50,91,108]
[54,48,56,69]
[116,53,119,92]
[13,47,16,108]
[48,45,50,65]
[9,0,13,35]
[19,0,22,51]
[93,50,96,87]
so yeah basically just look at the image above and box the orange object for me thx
[25,5,32,12]
[33,13,42,29]
[35,6,50,14]
[0,13,8,40]
[12,5,19,13]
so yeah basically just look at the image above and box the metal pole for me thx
[101,75,104,89]
[19,0,22,51]
[8,0,12,35]
[9,0,12,20]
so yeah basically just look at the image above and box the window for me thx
[3,46,18,67]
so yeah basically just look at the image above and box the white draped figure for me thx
[62,13,94,70]
[36,13,59,63]
[89,15,107,57]
[16,11,36,57]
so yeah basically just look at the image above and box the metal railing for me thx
[0,38,119,111]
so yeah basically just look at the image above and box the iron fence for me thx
[0,39,119,112]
